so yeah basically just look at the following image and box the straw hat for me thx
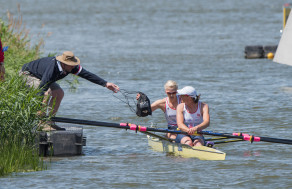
[56,51,80,66]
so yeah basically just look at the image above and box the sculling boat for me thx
[146,132,226,160]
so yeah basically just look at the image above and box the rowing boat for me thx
[146,132,226,160]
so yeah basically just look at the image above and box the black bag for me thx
[136,92,152,117]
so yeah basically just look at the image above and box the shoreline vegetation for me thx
[0,7,49,176]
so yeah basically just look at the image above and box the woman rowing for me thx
[176,86,210,146]
[150,80,181,139]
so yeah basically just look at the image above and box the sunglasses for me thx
[166,92,177,95]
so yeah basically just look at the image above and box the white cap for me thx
[177,86,197,97]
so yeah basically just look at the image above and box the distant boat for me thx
[274,10,292,66]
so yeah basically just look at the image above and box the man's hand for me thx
[106,82,120,93]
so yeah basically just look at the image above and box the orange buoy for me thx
[267,52,274,59]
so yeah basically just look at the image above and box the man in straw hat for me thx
[20,51,119,130]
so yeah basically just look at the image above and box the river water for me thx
[1,0,292,188]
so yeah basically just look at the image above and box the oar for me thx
[213,139,244,144]
[52,116,219,135]
[205,137,244,143]
[52,116,189,133]
[52,117,292,145]
[205,137,230,141]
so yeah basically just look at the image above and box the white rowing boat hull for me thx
[147,135,226,160]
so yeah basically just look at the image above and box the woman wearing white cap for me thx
[176,86,210,146]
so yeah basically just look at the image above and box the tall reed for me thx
[0,76,48,176]
[0,5,49,176]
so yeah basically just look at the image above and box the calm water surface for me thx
[1,0,292,188]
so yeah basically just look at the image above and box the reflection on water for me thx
[243,151,261,157]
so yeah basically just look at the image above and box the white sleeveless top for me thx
[183,101,203,128]
[164,96,181,126]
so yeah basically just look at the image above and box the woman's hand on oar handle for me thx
[176,127,200,136]
[187,126,199,135]
[105,82,120,93]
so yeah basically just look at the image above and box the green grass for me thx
[0,7,49,176]
[0,75,48,176]
[0,140,45,174]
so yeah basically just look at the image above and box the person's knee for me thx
[184,140,193,146]
[181,137,193,146]
[193,139,204,146]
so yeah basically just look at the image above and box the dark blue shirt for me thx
[22,57,107,95]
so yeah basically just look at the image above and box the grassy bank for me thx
[0,9,48,176]
[0,77,47,176]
